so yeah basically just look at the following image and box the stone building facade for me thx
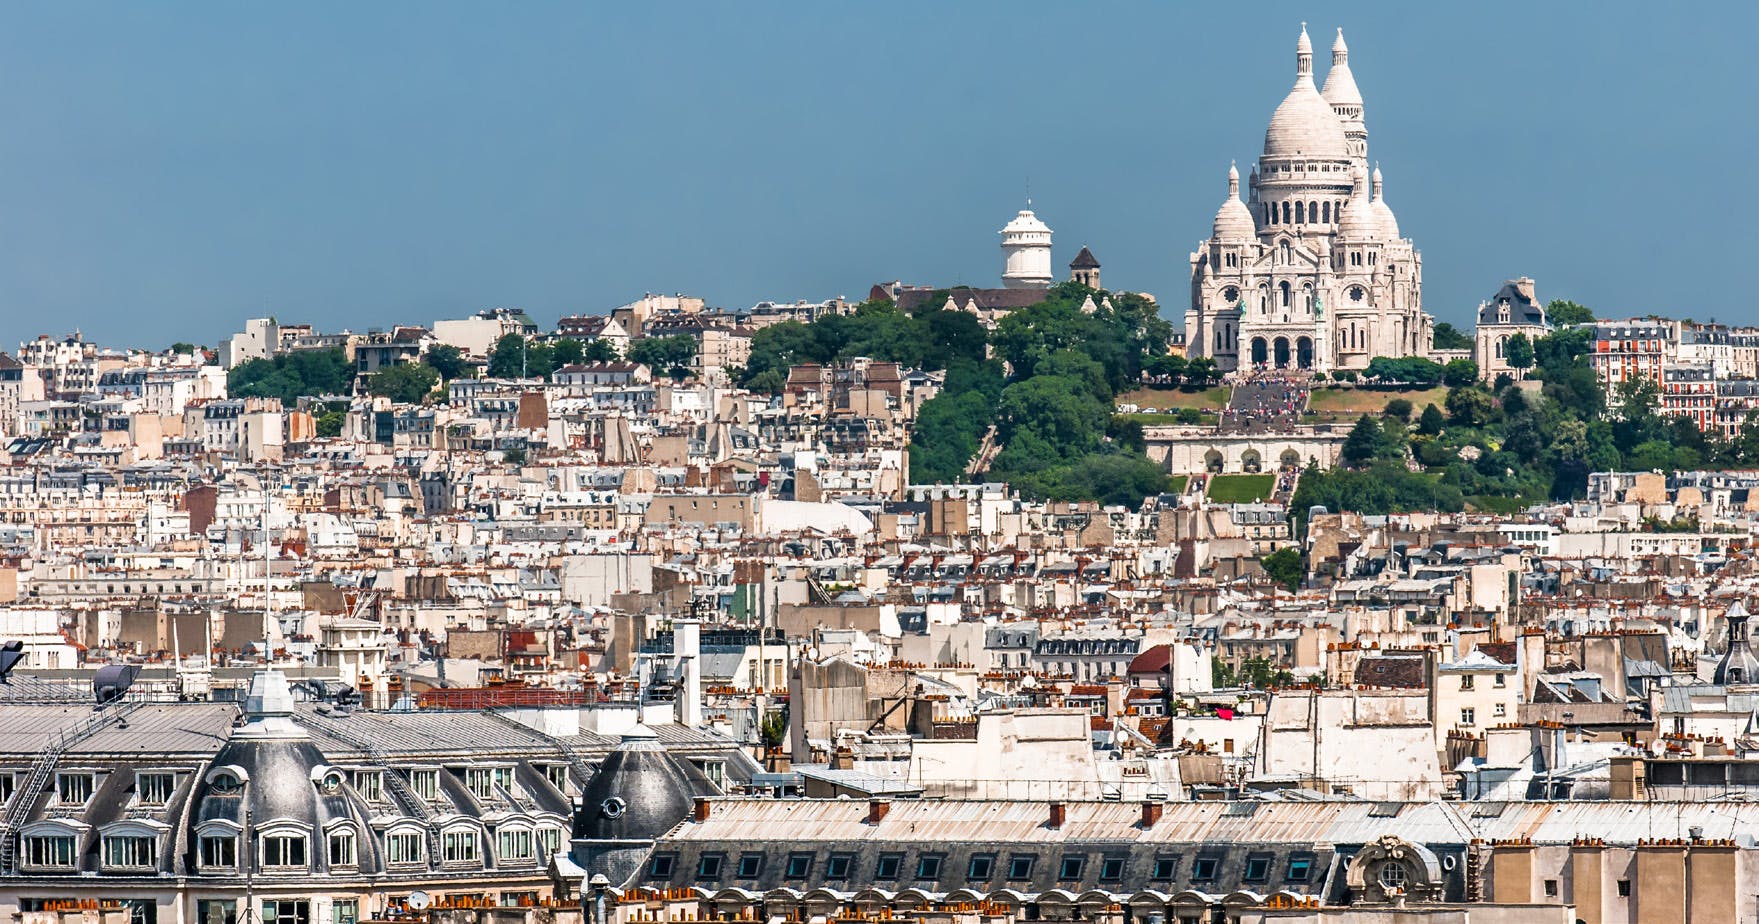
[1184,26,1433,374]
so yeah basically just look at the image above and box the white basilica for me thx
[1184,25,1434,373]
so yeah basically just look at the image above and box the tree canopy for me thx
[228,349,353,403]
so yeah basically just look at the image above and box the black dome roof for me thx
[574,725,719,842]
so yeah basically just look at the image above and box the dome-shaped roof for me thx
[1336,168,1380,240]
[1264,26,1349,160]
[1370,166,1400,239]
[1321,29,1363,108]
[1212,164,1256,241]
[573,724,720,842]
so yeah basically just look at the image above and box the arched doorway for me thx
[1273,337,1291,368]
[1241,449,1262,473]
[1250,338,1268,366]
[1205,450,1224,473]
[1297,336,1314,369]
[1280,448,1302,469]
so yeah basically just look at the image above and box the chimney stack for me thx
[1140,801,1164,828]
[693,797,711,823]
[1048,802,1066,830]
[867,799,892,825]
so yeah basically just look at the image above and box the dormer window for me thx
[408,769,439,801]
[137,772,175,805]
[350,771,382,802]
[103,833,159,869]
[261,832,309,870]
[442,829,480,864]
[199,832,238,869]
[57,773,95,806]
[24,833,78,869]
[464,766,513,800]
[328,827,358,867]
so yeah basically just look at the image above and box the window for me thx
[537,826,563,859]
[261,901,309,924]
[649,854,675,877]
[876,854,902,880]
[1099,857,1125,882]
[696,855,723,879]
[1544,879,1559,898]
[1151,856,1178,880]
[200,833,237,868]
[24,834,77,868]
[332,901,358,924]
[1059,855,1085,880]
[1378,862,1408,890]
[1460,708,1477,727]
[261,833,308,869]
[1244,856,1271,882]
[1008,854,1035,879]
[58,773,95,805]
[385,831,423,864]
[463,766,515,800]
[916,855,943,879]
[351,771,382,802]
[409,770,439,801]
[826,854,852,879]
[442,830,479,863]
[1192,857,1219,881]
[1494,673,1507,688]
[784,853,812,878]
[497,828,535,863]
[137,773,175,805]
[0,773,15,805]
[1494,703,1507,718]
[104,834,158,869]
[1460,675,1475,690]
[1617,879,1631,897]
[737,854,763,878]
[196,901,237,924]
[1287,856,1313,881]
[968,854,995,879]
[543,764,569,792]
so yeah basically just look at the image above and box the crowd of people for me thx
[1219,370,1311,434]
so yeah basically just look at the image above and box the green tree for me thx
[628,335,699,380]
[1262,547,1304,592]
[315,410,346,438]
[1546,299,1595,326]
[582,338,620,362]
[1442,358,1480,387]
[1417,403,1446,436]
[364,362,440,404]
[550,338,586,367]
[1446,386,1496,428]
[487,334,554,379]
[1342,415,1385,467]
[1385,398,1414,420]
[170,342,197,355]
[424,344,470,380]
[229,349,354,403]
[1432,322,1473,351]
[1504,333,1534,371]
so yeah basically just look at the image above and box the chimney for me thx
[1048,802,1066,830]
[693,797,711,823]
[867,799,891,825]
[675,618,702,728]
[1140,801,1164,828]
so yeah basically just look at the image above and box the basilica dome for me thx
[1371,166,1400,239]
[1212,163,1256,240]
[1336,168,1380,240]
[1264,26,1350,160]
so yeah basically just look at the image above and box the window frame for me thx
[968,854,996,880]
[875,853,903,880]
[260,831,310,870]
[1098,857,1125,882]
[22,832,79,870]
[695,853,724,880]
[102,832,160,870]
[736,853,764,879]
[327,827,358,868]
[825,854,852,880]
[1007,854,1035,880]
[1243,855,1271,883]
[1286,855,1314,882]
[441,828,481,865]
[915,854,943,880]
[199,832,238,870]
[1151,856,1178,881]
[1059,855,1086,880]
[1192,856,1220,881]
[136,772,176,805]
[384,829,425,866]
[648,854,676,877]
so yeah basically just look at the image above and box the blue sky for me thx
[1,2,1753,349]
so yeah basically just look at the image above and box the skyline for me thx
[2,2,1755,349]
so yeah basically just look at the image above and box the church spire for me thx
[1296,22,1313,80]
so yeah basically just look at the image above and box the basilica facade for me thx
[1184,26,1433,373]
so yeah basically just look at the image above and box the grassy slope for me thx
[1206,474,1275,503]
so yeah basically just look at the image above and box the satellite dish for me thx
[407,891,431,911]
